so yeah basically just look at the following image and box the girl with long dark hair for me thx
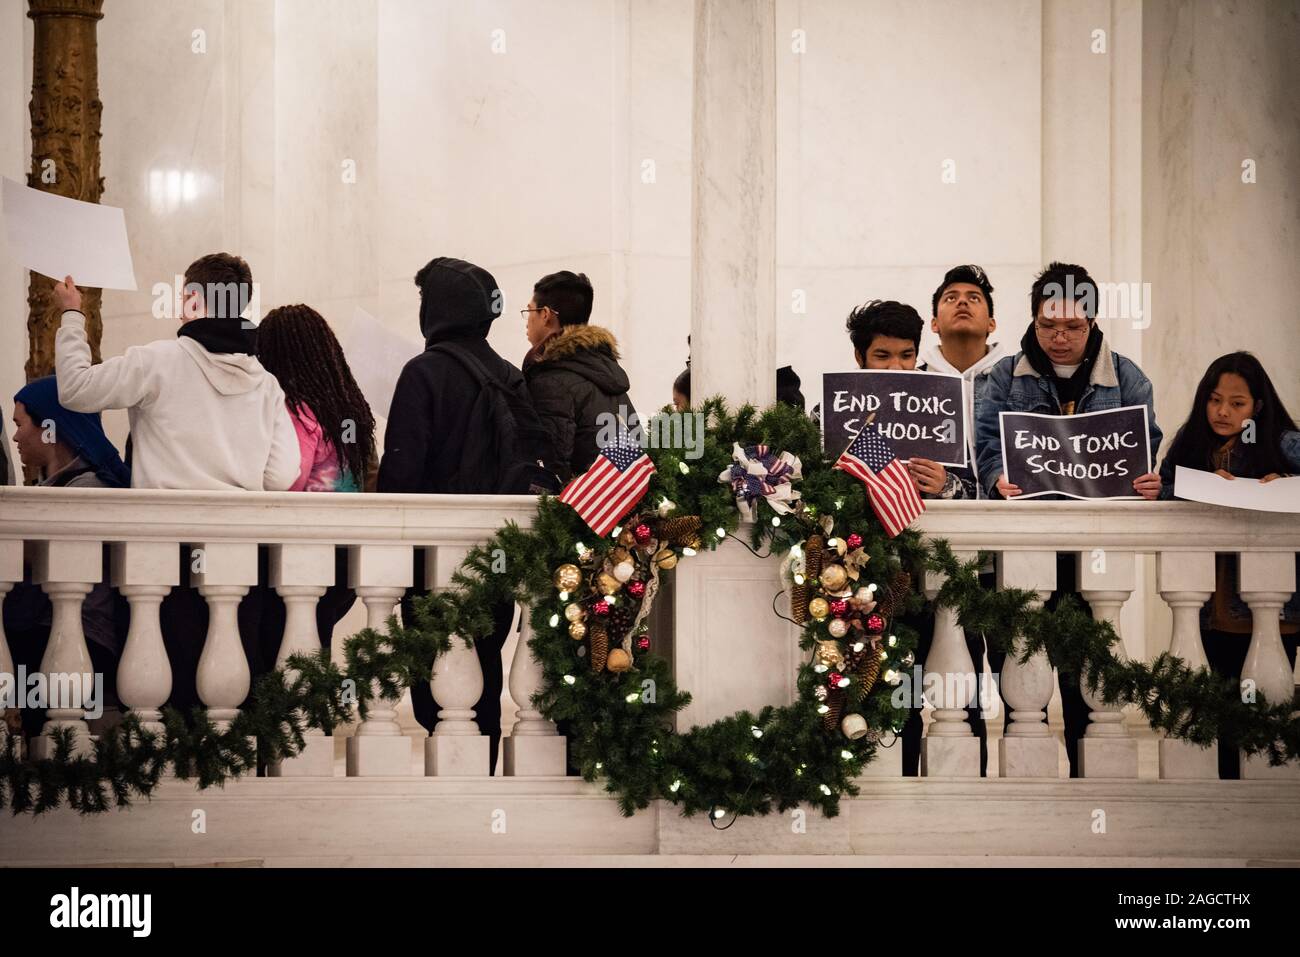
[1157,351,1300,778]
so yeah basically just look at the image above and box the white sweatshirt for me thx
[55,310,300,491]
[919,339,1009,499]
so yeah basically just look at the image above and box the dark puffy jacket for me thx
[378,257,533,494]
[524,324,636,482]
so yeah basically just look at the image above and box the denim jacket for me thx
[973,338,1163,498]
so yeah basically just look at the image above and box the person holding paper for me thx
[828,299,971,500]
[973,261,1163,500]
[973,262,1165,777]
[52,254,300,492]
[1156,352,1299,777]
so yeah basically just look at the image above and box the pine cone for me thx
[877,571,912,617]
[804,534,825,581]
[790,581,811,624]
[857,652,882,697]
[589,621,609,672]
[658,515,703,546]
[822,688,845,732]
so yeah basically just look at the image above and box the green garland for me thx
[1,397,1296,817]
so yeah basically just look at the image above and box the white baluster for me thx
[0,540,22,751]
[997,551,1060,778]
[110,542,178,736]
[1156,551,1217,779]
[193,542,257,732]
[268,543,336,777]
[345,544,413,776]
[1076,550,1139,778]
[1238,551,1299,780]
[30,540,102,759]
[424,544,490,776]
[919,557,979,777]
[503,607,567,775]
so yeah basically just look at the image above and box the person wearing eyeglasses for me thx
[973,261,1163,500]
[973,261,1163,778]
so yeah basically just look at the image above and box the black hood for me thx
[416,257,503,345]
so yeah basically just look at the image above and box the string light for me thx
[670,780,681,792]
[841,749,853,760]
[751,726,763,738]
[713,808,727,819]
[575,542,586,555]
[682,547,697,557]
[612,526,622,538]
[819,784,832,796]
[605,595,616,606]
[558,591,569,602]
[626,692,640,703]
[817,704,830,714]
[771,516,781,527]
[549,614,560,627]
[678,461,690,474]
[716,527,726,538]
[563,675,576,685]
[888,634,897,647]
[595,762,603,770]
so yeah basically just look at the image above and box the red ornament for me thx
[593,600,611,616]
[627,579,646,599]
[829,599,849,618]
[846,533,862,549]
[637,635,651,651]
[866,613,885,633]
[633,523,653,545]
[827,671,844,688]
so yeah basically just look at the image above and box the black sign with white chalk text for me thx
[821,370,967,466]
[999,405,1151,499]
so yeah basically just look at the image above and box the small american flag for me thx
[833,423,924,537]
[559,427,657,537]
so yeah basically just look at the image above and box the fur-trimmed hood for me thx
[525,324,630,395]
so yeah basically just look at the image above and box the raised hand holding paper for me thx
[2,177,137,291]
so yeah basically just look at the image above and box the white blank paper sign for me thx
[1174,465,1300,513]
[2,177,137,290]
[340,307,421,420]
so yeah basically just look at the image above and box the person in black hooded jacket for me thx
[378,257,541,772]
[522,271,636,483]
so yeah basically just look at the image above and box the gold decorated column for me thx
[25,0,105,380]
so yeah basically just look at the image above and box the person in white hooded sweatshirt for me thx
[916,264,1008,499]
[52,253,298,492]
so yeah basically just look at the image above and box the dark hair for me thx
[534,271,594,327]
[845,300,923,357]
[1163,352,1298,479]
[673,367,690,402]
[184,252,253,319]
[257,304,376,486]
[1030,261,1097,322]
[932,264,994,318]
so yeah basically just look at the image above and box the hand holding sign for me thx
[822,369,967,466]
[53,276,82,312]
[998,406,1153,500]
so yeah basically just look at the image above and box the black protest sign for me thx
[999,405,1152,500]
[821,370,967,466]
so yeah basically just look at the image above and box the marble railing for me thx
[0,489,1296,783]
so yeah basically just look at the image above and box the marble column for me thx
[689,0,776,407]
[1077,550,1139,779]
[919,559,979,777]
[997,551,1060,778]
[424,545,490,777]
[1238,551,1299,781]
[1155,551,1217,780]
[503,607,567,776]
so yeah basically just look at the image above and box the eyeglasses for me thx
[1034,321,1089,341]
[520,307,559,319]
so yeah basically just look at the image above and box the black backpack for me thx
[427,342,561,494]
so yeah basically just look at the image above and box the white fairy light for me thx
[549,614,560,627]
[563,675,576,685]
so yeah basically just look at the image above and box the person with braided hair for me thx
[252,305,378,716]
[257,304,377,493]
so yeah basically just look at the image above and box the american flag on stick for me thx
[558,425,657,537]
[833,417,924,537]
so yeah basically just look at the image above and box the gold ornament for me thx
[819,564,848,592]
[612,560,635,583]
[610,546,632,565]
[606,648,633,672]
[596,572,622,595]
[814,639,844,670]
[568,620,587,640]
[808,597,830,620]
[653,548,678,570]
[827,618,849,639]
[553,564,582,592]
[564,603,586,623]
[618,529,637,548]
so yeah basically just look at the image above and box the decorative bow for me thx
[718,442,803,522]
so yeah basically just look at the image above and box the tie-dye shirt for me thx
[287,402,360,493]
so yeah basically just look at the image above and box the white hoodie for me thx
[919,338,1009,498]
[55,310,300,491]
